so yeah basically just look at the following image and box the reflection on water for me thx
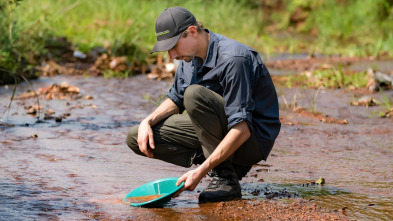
[242,182,393,220]
[123,195,164,204]
[0,179,99,220]
[316,194,393,220]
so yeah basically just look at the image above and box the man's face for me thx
[167,32,197,62]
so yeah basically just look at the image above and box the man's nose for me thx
[168,49,176,60]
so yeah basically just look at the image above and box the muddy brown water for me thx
[123,195,164,204]
[1,74,392,220]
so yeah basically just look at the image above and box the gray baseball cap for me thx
[151,7,197,54]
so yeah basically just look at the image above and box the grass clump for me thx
[280,68,369,90]
[9,0,262,57]
[1,0,392,83]
[1,0,263,80]
[0,0,43,84]
[261,0,393,57]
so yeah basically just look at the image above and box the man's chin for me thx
[183,57,194,62]
[177,56,194,62]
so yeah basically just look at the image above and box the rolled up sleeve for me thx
[220,56,255,132]
[167,62,191,113]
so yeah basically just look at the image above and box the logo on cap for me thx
[156,30,170,37]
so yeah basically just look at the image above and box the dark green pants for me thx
[126,85,267,168]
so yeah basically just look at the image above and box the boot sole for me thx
[198,192,242,203]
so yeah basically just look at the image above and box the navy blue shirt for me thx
[168,30,281,142]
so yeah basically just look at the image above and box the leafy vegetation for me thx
[0,0,42,84]
[261,0,393,57]
[0,0,392,82]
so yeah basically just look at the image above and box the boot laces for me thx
[206,176,229,190]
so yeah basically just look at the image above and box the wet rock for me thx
[73,50,87,59]
[25,105,43,115]
[381,107,393,118]
[350,96,380,106]
[85,95,93,100]
[367,68,393,91]
[44,109,56,120]
[45,109,55,116]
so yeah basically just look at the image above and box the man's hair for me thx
[181,21,204,38]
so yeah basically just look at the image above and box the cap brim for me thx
[150,34,181,54]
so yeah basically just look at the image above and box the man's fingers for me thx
[138,139,153,158]
[143,147,153,158]
[176,175,187,186]
[173,176,187,198]
[149,133,155,150]
[172,186,185,198]
[137,122,155,157]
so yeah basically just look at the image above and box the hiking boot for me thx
[199,162,241,203]
[232,163,252,181]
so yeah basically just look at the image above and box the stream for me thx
[1,70,392,220]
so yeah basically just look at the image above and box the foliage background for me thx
[1,0,392,83]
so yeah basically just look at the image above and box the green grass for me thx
[282,68,369,90]
[7,0,262,55]
[1,0,263,78]
[102,69,131,79]
[378,89,393,117]
[1,0,392,82]
[262,0,393,57]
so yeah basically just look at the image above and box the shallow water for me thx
[1,74,392,220]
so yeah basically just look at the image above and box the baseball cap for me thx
[150,7,197,54]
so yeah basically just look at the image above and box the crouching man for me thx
[126,7,281,203]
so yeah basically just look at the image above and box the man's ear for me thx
[188,26,198,36]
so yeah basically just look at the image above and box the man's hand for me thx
[137,120,155,158]
[173,167,206,197]
[173,121,251,198]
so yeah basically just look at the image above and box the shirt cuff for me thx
[227,108,253,133]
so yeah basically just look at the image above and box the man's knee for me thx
[184,84,207,113]
[126,125,140,154]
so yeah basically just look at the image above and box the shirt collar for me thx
[199,29,218,69]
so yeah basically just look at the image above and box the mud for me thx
[1,66,393,220]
